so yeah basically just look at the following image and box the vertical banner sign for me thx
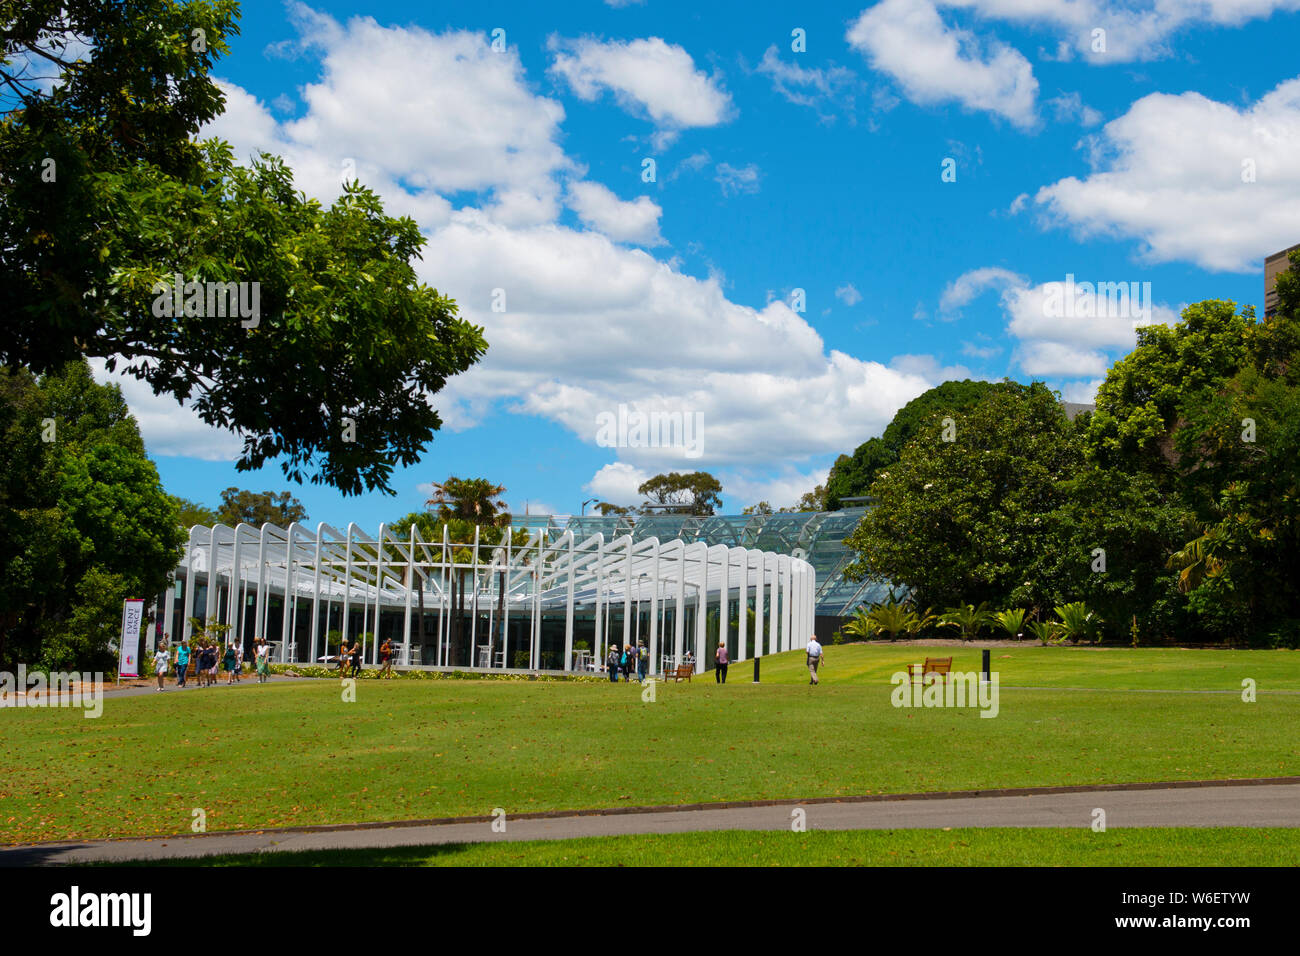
[119,599,144,678]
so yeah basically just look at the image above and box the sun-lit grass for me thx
[3,645,1297,844]
[136,827,1300,867]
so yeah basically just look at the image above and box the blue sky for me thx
[101,0,1300,528]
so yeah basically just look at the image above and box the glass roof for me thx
[504,507,894,617]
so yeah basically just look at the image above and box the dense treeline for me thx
[842,261,1300,646]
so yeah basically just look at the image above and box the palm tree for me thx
[1054,601,1102,644]
[940,603,994,641]
[992,608,1027,640]
[1026,619,1063,645]
[866,598,919,642]
[1166,529,1224,594]
[839,606,875,641]
[425,477,510,527]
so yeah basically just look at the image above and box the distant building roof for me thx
[1061,402,1096,421]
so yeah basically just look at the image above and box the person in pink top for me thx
[714,640,729,684]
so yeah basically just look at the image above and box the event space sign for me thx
[118,599,144,678]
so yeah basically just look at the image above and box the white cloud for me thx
[1048,91,1103,126]
[714,162,761,196]
[755,45,858,116]
[548,36,733,145]
[88,359,244,461]
[207,7,571,227]
[185,9,973,486]
[585,463,652,505]
[1034,77,1300,272]
[835,283,864,306]
[727,467,831,512]
[940,266,1026,316]
[567,181,665,246]
[1061,377,1105,403]
[846,0,1039,128]
[1014,341,1110,377]
[942,0,1300,62]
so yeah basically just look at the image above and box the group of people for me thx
[333,638,365,679]
[152,635,273,690]
[604,642,650,682]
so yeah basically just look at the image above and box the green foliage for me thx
[844,382,1082,612]
[1054,602,1102,644]
[169,495,219,529]
[1,2,486,494]
[1025,619,1064,646]
[992,609,1027,640]
[940,603,995,641]
[0,360,183,670]
[424,477,509,526]
[638,471,723,516]
[216,488,307,527]
[826,380,1015,509]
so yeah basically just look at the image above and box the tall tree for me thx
[424,477,509,527]
[0,359,183,670]
[1,1,486,495]
[826,380,1014,508]
[638,471,723,516]
[843,383,1083,613]
[215,487,307,527]
[169,494,218,529]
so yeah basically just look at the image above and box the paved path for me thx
[5,780,1298,865]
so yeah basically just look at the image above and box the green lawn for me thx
[3,645,1297,844]
[136,828,1300,867]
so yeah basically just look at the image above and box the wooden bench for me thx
[906,657,953,682]
[664,664,694,682]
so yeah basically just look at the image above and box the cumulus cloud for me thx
[585,462,653,505]
[208,8,570,227]
[165,7,973,488]
[567,181,665,246]
[548,35,733,146]
[942,0,1300,62]
[1034,77,1300,272]
[88,359,245,461]
[939,266,1026,316]
[944,265,1180,381]
[846,0,1039,128]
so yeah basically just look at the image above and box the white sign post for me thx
[118,598,144,679]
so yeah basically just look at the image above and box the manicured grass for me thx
[138,827,1300,867]
[757,642,1300,691]
[3,645,1297,844]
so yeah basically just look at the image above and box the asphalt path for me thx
[4,780,1298,865]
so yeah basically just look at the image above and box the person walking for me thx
[606,644,620,682]
[637,642,648,683]
[714,640,729,684]
[255,638,271,683]
[806,635,824,685]
[621,643,633,683]
[350,638,363,678]
[175,640,190,688]
[223,643,237,685]
[379,638,394,679]
[234,641,244,682]
[154,642,169,691]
